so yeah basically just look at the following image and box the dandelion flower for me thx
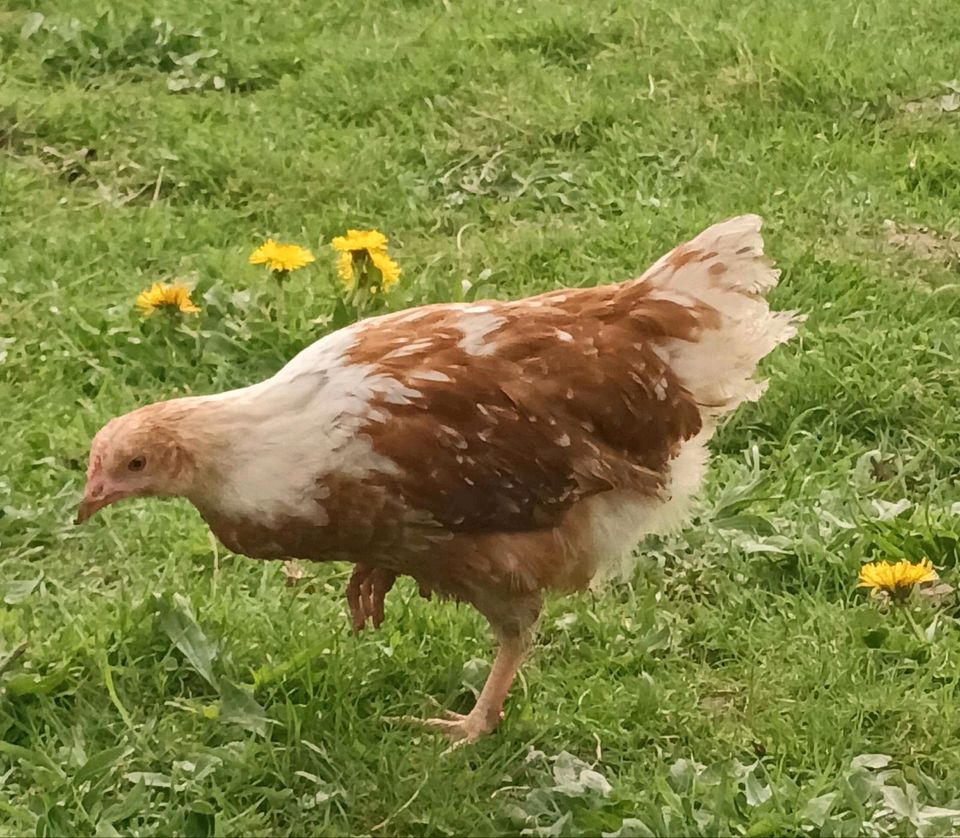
[331,229,388,254]
[858,558,938,597]
[249,239,315,273]
[369,248,401,290]
[331,228,400,290]
[335,251,357,287]
[136,282,200,317]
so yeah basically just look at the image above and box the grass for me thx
[1,0,960,834]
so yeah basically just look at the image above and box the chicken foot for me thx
[346,563,397,632]
[405,635,528,745]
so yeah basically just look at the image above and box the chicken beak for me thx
[75,484,114,524]
[75,495,104,525]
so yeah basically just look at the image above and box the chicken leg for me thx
[416,635,528,743]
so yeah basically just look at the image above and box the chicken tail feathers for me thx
[638,214,803,417]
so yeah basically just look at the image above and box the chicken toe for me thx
[346,563,397,632]
[397,637,526,743]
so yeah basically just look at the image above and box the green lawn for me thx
[2,1,960,835]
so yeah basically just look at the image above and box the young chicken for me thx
[78,215,800,742]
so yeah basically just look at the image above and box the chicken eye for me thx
[128,456,146,472]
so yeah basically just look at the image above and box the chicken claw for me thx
[421,710,504,743]
[390,709,503,748]
[346,563,397,632]
[386,638,524,746]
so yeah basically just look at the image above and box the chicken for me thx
[77,215,801,742]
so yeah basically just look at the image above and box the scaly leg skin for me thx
[346,564,397,633]
[414,636,528,746]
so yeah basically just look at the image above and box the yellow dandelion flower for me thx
[135,282,200,317]
[330,228,400,291]
[370,248,401,290]
[331,229,388,254]
[336,250,357,288]
[249,239,315,273]
[858,558,938,597]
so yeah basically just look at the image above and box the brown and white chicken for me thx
[78,215,800,742]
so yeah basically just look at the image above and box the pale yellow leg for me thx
[408,637,527,744]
